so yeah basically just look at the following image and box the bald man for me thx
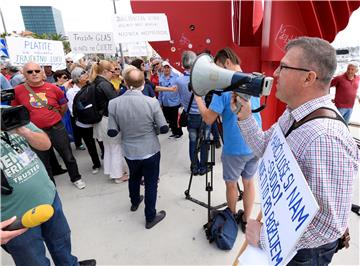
[107,66,169,229]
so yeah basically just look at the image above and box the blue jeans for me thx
[287,240,338,266]
[3,193,79,266]
[187,114,209,172]
[337,108,352,124]
[125,152,161,222]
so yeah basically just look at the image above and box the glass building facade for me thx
[20,6,65,35]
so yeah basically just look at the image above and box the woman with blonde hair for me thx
[91,60,128,183]
[110,61,124,92]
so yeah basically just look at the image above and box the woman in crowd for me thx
[90,60,128,183]
[67,67,101,174]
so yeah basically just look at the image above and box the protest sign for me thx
[112,13,170,43]
[256,124,319,265]
[5,36,65,68]
[68,32,116,54]
[123,42,151,56]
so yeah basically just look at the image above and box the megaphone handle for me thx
[233,92,250,114]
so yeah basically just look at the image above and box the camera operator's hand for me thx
[12,126,51,151]
[0,216,28,245]
[231,92,252,121]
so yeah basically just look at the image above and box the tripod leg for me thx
[237,182,243,201]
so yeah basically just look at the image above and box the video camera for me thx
[190,54,273,112]
[1,90,30,131]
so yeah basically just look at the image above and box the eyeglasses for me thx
[66,61,73,64]
[152,63,159,67]
[114,68,120,71]
[61,75,68,80]
[278,64,318,79]
[26,70,41,74]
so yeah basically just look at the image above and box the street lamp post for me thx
[112,0,125,68]
[0,8,8,35]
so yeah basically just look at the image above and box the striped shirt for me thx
[238,94,359,250]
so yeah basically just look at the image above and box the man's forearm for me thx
[15,127,51,151]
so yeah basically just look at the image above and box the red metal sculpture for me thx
[131,0,360,129]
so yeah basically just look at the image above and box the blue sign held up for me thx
[0,38,9,58]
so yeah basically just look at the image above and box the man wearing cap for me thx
[158,61,182,139]
[11,62,85,190]
[331,62,360,124]
[8,65,25,87]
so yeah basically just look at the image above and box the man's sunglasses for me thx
[66,61,74,64]
[26,70,41,74]
[114,68,120,71]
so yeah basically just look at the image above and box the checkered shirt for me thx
[238,95,359,250]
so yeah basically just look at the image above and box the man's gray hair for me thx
[181,51,197,70]
[286,37,337,84]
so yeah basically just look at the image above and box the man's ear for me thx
[224,58,232,70]
[304,71,317,86]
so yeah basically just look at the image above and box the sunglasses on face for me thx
[66,61,73,64]
[114,68,120,71]
[26,70,41,74]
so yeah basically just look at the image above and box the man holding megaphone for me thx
[194,48,262,233]
[0,106,95,266]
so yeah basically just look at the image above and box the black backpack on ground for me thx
[73,82,104,124]
[204,207,238,250]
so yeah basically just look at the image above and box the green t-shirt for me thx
[1,122,56,221]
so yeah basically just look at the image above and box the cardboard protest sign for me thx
[256,124,319,265]
[112,13,170,43]
[235,124,319,266]
[5,36,65,68]
[67,32,116,54]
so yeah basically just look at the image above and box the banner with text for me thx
[5,36,66,68]
[112,13,170,43]
[68,32,116,54]
[257,124,319,266]
[123,42,151,57]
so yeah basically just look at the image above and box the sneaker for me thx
[79,259,96,266]
[145,210,166,229]
[168,134,176,139]
[130,195,144,211]
[76,144,86,151]
[215,140,222,149]
[235,209,247,233]
[174,134,183,140]
[120,174,129,182]
[191,167,199,176]
[73,179,86,190]
[53,168,67,176]
[92,168,100,174]
[199,166,211,176]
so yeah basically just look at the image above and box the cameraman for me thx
[0,110,95,265]
[194,48,261,233]
[175,51,209,175]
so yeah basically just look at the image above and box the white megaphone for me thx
[190,54,273,98]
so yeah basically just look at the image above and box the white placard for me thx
[112,13,170,43]
[5,36,66,68]
[239,245,269,265]
[123,42,150,56]
[67,32,116,54]
[257,124,319,265]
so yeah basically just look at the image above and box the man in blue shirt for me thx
[158,61,182,139]
[175,51,208,175]
[195,48,261,233]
